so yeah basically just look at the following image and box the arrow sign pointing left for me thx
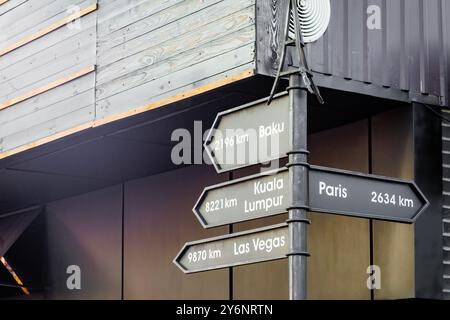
[204,94,290,173]
[193,169,290,229]
[173,223,288,273]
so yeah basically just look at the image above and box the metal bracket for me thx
[268,0,324,105]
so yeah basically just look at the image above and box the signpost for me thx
[172,0,432,300]
[175,84,429,299]
[204,94,290,173]
[173,224,288,273]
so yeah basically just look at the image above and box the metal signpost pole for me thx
[287,74,310,300]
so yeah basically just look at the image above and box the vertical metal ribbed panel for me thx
[442,114,450,299]
[307,0,449,105]
[257,0,450,106]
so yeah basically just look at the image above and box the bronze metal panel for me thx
[308,120,371,300]
[372,106,415,299]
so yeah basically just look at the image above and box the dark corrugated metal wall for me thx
[257,0,450,106]
[308,0,450,105]
[442,111,450,299]
[307,0,450,105]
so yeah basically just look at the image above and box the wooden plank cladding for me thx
[0,2,97,56]
[94,69,254,127]
[0,0,26,16]
[0,0,257,157]
[0,0,98,154]
[0,65,95,111]
[0,69,253,159]
[95,0,256,119]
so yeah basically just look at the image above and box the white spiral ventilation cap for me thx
[289,0,331,43]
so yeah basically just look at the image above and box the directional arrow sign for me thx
[205,94,290,173]
[193,167,428,228]
[193,169,290,228]
[309,166,429,223]
[173,223,288,273]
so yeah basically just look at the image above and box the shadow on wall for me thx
[44,184,122,300]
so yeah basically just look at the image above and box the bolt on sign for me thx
[204,94,290,173]
[173,224,288,273]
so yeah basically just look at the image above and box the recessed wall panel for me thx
[372,106,415,299]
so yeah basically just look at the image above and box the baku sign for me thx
[193,166,428,228]
[204,94,290,173]
[173,224,288,273]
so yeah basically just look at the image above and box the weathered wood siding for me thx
[95,0,256,120]
[0,0,98,153]
[0,0,257,157]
